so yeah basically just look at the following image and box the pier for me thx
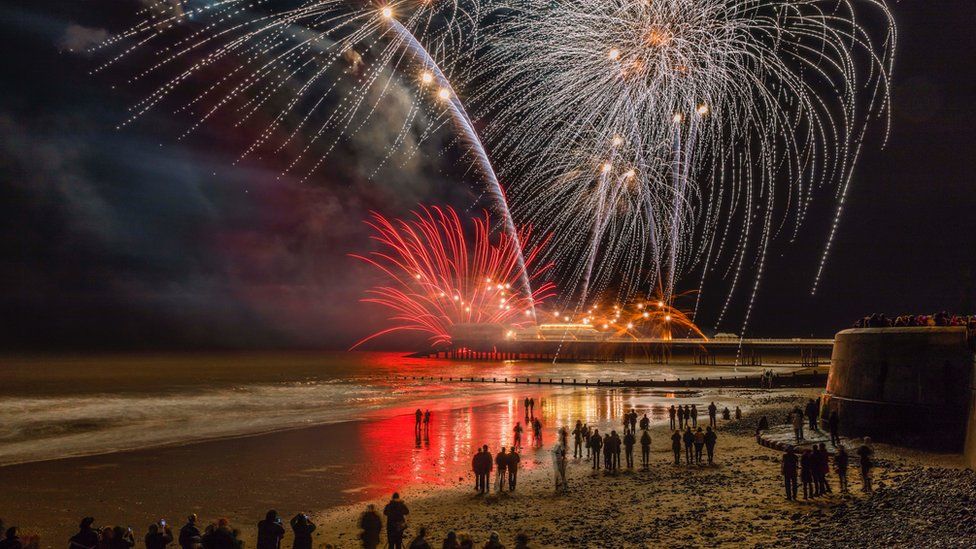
[411,337,834,367]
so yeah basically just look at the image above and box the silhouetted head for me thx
[217,518,229,529]
[510,446,516,453]
[80,517,96,531]
[864,437,872,445]
[148,524,159,535]
[187,514,197,525]
[416,527,427,539]
[482,444,488,451]
[5,527,17,540]
[706,426,712,432]
[445,531,457,542]
[265,510,278,523]
[489,532,500,542]
[392,492,400,501]
[697,427,703,432]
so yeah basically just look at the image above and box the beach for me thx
[1,353,973,547]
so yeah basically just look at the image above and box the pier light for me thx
[642,312,649,318]
[563,316,570,322]
[437,87,451,101]
[612,135,623,146]
[665,314,672,322]
[673,113,683,123]
[627,323,634,329]
[414,273,422,279]
[658,300,664,308]
[602,323,609,329]
[697,104,709,116]
[637,303,644,309]
[608,47,621,60]
[524,310,531,315]
[421,71,434,84]
[381,6,393,18]
[624,169,636,179]
[601,162,612,173]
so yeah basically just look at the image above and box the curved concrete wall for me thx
[822,327,974,451]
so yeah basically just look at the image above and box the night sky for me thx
[1,1,974,351]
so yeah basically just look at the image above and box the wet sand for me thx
[1,383,739,545]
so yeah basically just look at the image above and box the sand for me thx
[314,389,970,548]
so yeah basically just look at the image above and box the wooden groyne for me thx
[390,370,828,389]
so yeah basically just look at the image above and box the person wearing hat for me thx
[482,532,504,549]
[179,515,202,549]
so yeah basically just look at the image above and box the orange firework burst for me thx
[351,206,555,349]
[538,287,706,341]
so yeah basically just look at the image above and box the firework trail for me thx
[90,0,537,309]
[473,0,896,331]
[350,205,555,348]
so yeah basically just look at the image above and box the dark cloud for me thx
[59,24,109,53]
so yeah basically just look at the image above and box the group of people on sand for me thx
[358,494,531,549]
[781,438,874,500]
[415,409,432,433]
[55,511,315,549]
[785,398,841,446]
[667,403,740,431]
[471,445,521,494]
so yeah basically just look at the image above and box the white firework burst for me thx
[473,0,895,331]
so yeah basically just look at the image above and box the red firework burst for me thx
[351,206,556,349]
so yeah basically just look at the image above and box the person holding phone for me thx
[145,522,173,549]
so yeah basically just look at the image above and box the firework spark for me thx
[351,206,555,348]
[92,0,537,309]
[474,0,896,331]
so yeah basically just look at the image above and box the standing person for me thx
[639,413,650,432]
[792,409,804,442]
[415,409,423,432]
[640,430,651,469]
[357,505,382,549]
[0,527,22,549]
[682,427,694,465]
[858,438,874,493]
[828,411,841,446]
[835,445,850,493]
[256,511,285,549]
[629,410,638,435]
[289,515,315,549]
[782,448,799,501]
[572,420,584,458]
[583,423,591,459]
[508,447,520,491]
[529,397,535,417]
[523,397,530,419]
[408,527,431,549]
[552,442,568,492]
[669,405,677,430]
[811,446,825,496]
[735,406,742,420]
[624,430,636,468]
[71,518,100,549]
[513,422,523,449]
[671,430,682,465]
[559,426,569,450]
[472,447,484,493]
[805,399,819,431]
[610,433,623,471]
[818,443,832,494]
[441,532,460,549]
[495,447,508,492]
[693,428,705,465]
[622,414,631,436]
[110,526,135,549]
[676,405,684,430]
[590,429,603,469]
[800,450,815,499]
[602,433,613,471]
[691,404,698,428]
[480,445,493,494]
[704,426,717,465]
[423,410,431,432]
[383,493,410,549]
[708,402,717,428]
[178,516,201,549]
[533,418,544,447]
[145,523,173,549]
[722,407,731,421]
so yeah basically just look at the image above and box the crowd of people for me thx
[854,311,976,334]
[781,438,873,500]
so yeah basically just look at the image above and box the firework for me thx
[537,287,705,341]
[351,206,555,348]
[92,0,537,310]
[473,0,896,331]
